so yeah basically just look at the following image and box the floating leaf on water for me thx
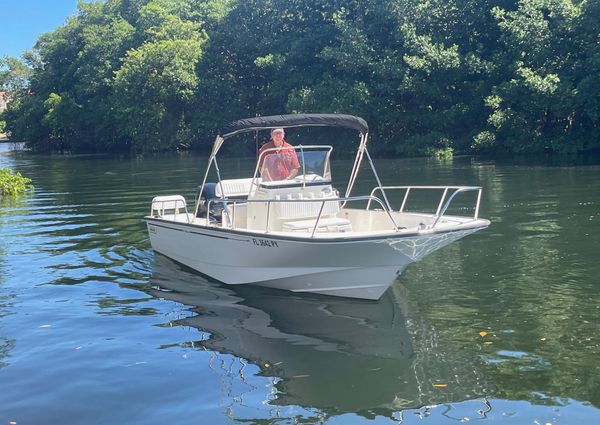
[484,341,493,346]
[433,383,448,388]
[479,331,488,337]
[540,337,547,342]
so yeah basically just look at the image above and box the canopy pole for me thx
[299,145,306,188]
[364,147,392,212]
[214,157,225,195]
[254,113,260,162]
[345,132,368,200]
[195,136,223,218]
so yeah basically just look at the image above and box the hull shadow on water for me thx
[147,254,492,419]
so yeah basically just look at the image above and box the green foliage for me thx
[429,147,454,160]
[113,7,205,151]
[0,56,32,92]
[481,0,593,153]
[472,131,496,151]
[2,0,600,155]
[0,168,33,196]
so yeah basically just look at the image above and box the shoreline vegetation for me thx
[1,0,599,157]
[0,168,33,196]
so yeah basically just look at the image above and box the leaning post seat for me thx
[151,195,189,220]
[214,178,258,198]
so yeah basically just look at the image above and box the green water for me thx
[1,148,599,424]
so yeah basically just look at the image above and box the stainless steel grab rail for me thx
[207,194,399,234]
[368,185,483,229]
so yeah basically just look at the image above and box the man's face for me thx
[272,130,284,146]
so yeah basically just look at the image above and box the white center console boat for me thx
[145,114,490,299]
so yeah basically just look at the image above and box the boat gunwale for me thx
[144,215,490,244]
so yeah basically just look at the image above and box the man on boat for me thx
[258,128,300,181]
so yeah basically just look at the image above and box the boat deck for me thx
[150,211,489,240]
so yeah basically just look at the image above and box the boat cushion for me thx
[215,178,258,198]
[282,217,352,233]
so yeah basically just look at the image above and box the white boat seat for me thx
[215,178,259,198]
[151,195,188,217]
[282,217,352,233]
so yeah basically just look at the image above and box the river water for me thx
[1,146,599,424]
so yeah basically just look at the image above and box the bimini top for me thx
[220,113,368,139]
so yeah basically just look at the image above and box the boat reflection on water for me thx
[148,254,489,418]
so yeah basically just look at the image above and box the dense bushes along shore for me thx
[1,0,599,156]
[0,168,33,196]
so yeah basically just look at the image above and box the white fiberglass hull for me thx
[145,217,487,300]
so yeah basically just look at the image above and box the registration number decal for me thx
[252,238,279,248]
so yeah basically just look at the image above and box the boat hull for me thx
[145,217,486,299]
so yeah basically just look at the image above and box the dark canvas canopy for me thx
[220,114,368,138]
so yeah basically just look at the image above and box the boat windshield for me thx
[256,145,332,184]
